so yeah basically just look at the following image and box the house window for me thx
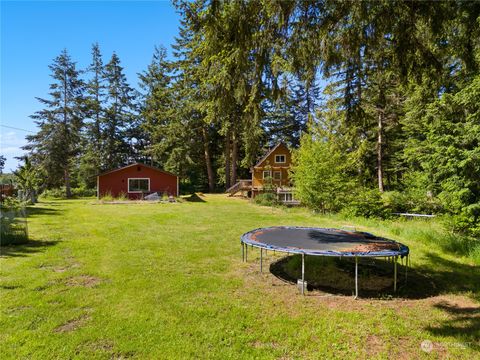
[128,178,150,193]
[262,170,272,179]
[278,192,293,202]
[275,154,286,163]
[273,171,281,180]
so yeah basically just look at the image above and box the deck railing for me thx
[226,179,252,195]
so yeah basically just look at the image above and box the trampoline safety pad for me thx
[241,226,409,257]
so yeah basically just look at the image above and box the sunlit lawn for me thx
[1,194,479,359]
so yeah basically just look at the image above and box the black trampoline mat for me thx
[245,227,403,254]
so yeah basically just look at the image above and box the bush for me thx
[381,191,410,213]
[0,197,28,245]
[99,191,114,202]
[71,186,96,198]
[342,188,389,219]
[41,186,96,199]
[41,187,66,199]
[116,192,128,201]
[253,192,279,207]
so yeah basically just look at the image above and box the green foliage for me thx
[291,124,353,213]
[0,196,28,245]
[99,191,114,202]
[0,173,16,185]
[342,188,388,219]
[98,191,128,202]
[40,187,67,199]
[253,192,278,207]
[24,49,85,197]
[13,157,42,204]
[103,52,138,168]
[404,76,480,236]
[41,186,95,199]
[72,186,96,198]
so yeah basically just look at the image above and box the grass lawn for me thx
[1,194,479,359]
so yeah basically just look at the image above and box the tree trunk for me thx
[377,108,384,193]
[202,126,215,192]
[65,168,72,198]
[225,130,231,190]
[231,131,238,186]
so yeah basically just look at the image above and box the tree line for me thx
[20,0,479,235]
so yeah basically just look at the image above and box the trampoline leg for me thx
[260,248,263,273]
[354,256,358,299]
[301,253,305,295]
[245,244,248,262]
[394,256,398,293]
[241,243,244,262]
[405,255,408,284]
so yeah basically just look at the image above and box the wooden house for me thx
[227,143,298,204]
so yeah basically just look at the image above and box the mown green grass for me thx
[1,195,479,359]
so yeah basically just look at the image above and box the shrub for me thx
[42,186,96,199]
[40,187,66,199]
[0,197,28,245]
[342,188,389,219]
[253,192,279,207]
[100,191,114,202]
[162,192,169,202]
[381,191,410,213]
[116,192,128,201]
[71,186,96,198]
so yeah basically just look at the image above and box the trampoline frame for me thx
[241,226,410,298]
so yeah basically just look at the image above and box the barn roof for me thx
[253,143,289,168]
[97,163,177,178]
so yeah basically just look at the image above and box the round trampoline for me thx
[241,226,410,297]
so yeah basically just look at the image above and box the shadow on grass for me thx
[27,206,60,217]
[183,193,207,203]
[425,302,480,351]
[415,253,480,299]
[269,252,480,300]
[0,239,59,258]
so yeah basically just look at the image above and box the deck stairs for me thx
[226,179,252,196]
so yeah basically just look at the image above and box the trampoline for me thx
[241,226,410,298]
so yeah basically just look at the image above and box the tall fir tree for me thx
[24,49,85,197]
[79,43,107,187]
[103,52,136,168]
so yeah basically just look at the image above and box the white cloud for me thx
[0,130,27,172]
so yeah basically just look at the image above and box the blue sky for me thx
[1,0,180,172]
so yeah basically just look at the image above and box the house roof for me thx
[97,163,177,178]
[253,143,289,168]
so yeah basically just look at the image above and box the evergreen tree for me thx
[404,75,480,235]
[103,52,136,168]
[24,49,85,197]
[86,43,105,155]
[262,76,318,148]
[79,43,107,187]
[139,46,174,166]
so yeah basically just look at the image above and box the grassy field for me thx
[1,194,479,359]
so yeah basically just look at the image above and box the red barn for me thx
[97,163,178,200]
